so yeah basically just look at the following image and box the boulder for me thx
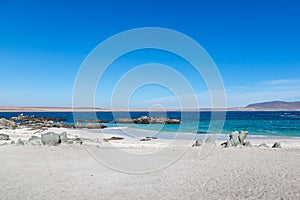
[222,131,249,148]
[41,132,61,146]
[28,136,41,146]
[15,138,24,146]
[60,132,68,143]
[272,142,281,148]
[0,133,10,140]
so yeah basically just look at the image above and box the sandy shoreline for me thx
[1,127,300,199]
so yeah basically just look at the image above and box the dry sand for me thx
[0,127,300,199]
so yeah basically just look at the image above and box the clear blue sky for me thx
[0,0,300,108]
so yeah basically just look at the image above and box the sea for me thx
[0,111,300,137]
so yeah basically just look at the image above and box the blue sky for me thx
[0,0,300,108]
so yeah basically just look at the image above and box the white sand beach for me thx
[1,127,300,199]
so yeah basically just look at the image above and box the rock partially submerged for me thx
[115,116,180,124]
[75,122,107,129]
[221,131,250,148]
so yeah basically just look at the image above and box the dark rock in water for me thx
[115,116,180,124]
[272,142,281,148]
[259,143,269,148]
[75,122,107,129]
[192,140,203,147]
[0,133,10,140]
[41,132,61,146]
[197,131,207,134]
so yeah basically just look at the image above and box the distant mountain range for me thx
[246,101,300,110]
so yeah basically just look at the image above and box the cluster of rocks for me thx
[0,132,83,146]
[192,136,216,147]
[0,118,17,129]
[0,114,108,130]
[115,116,180,124]
[221,131,250,148]
[192,131,282,149]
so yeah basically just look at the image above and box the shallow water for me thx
[0,111,299,137]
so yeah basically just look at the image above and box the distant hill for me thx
[246,101,300,110]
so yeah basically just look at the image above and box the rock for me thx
[73,138,83,145]
[146,136,157,139]
[238,131,248,144]
[75,122,107,129]
[15,138,24,146]
[41,132,61,146]
[243,141,252,147]
[103,136,124,142]
[0,118,17,129]
[222,131,249,148]
[259,143,269,148]
[28,136,41,146]
[115,116,180,124]
[0,133,10,140]
[140,138,151,141]
[60,132,68,143]
[192,140,203,147]
[221,141,231,148]
[272,142,281,148]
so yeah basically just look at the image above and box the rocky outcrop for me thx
[75,122,107,129]
[221,131,249,148]
[0,114,107,130]
[115,116,180,124]
[0,118,17,129]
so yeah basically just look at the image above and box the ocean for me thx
[1,111,299,137]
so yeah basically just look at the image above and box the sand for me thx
[1,127,300,199]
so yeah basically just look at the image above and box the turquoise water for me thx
[1,111,299,137]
